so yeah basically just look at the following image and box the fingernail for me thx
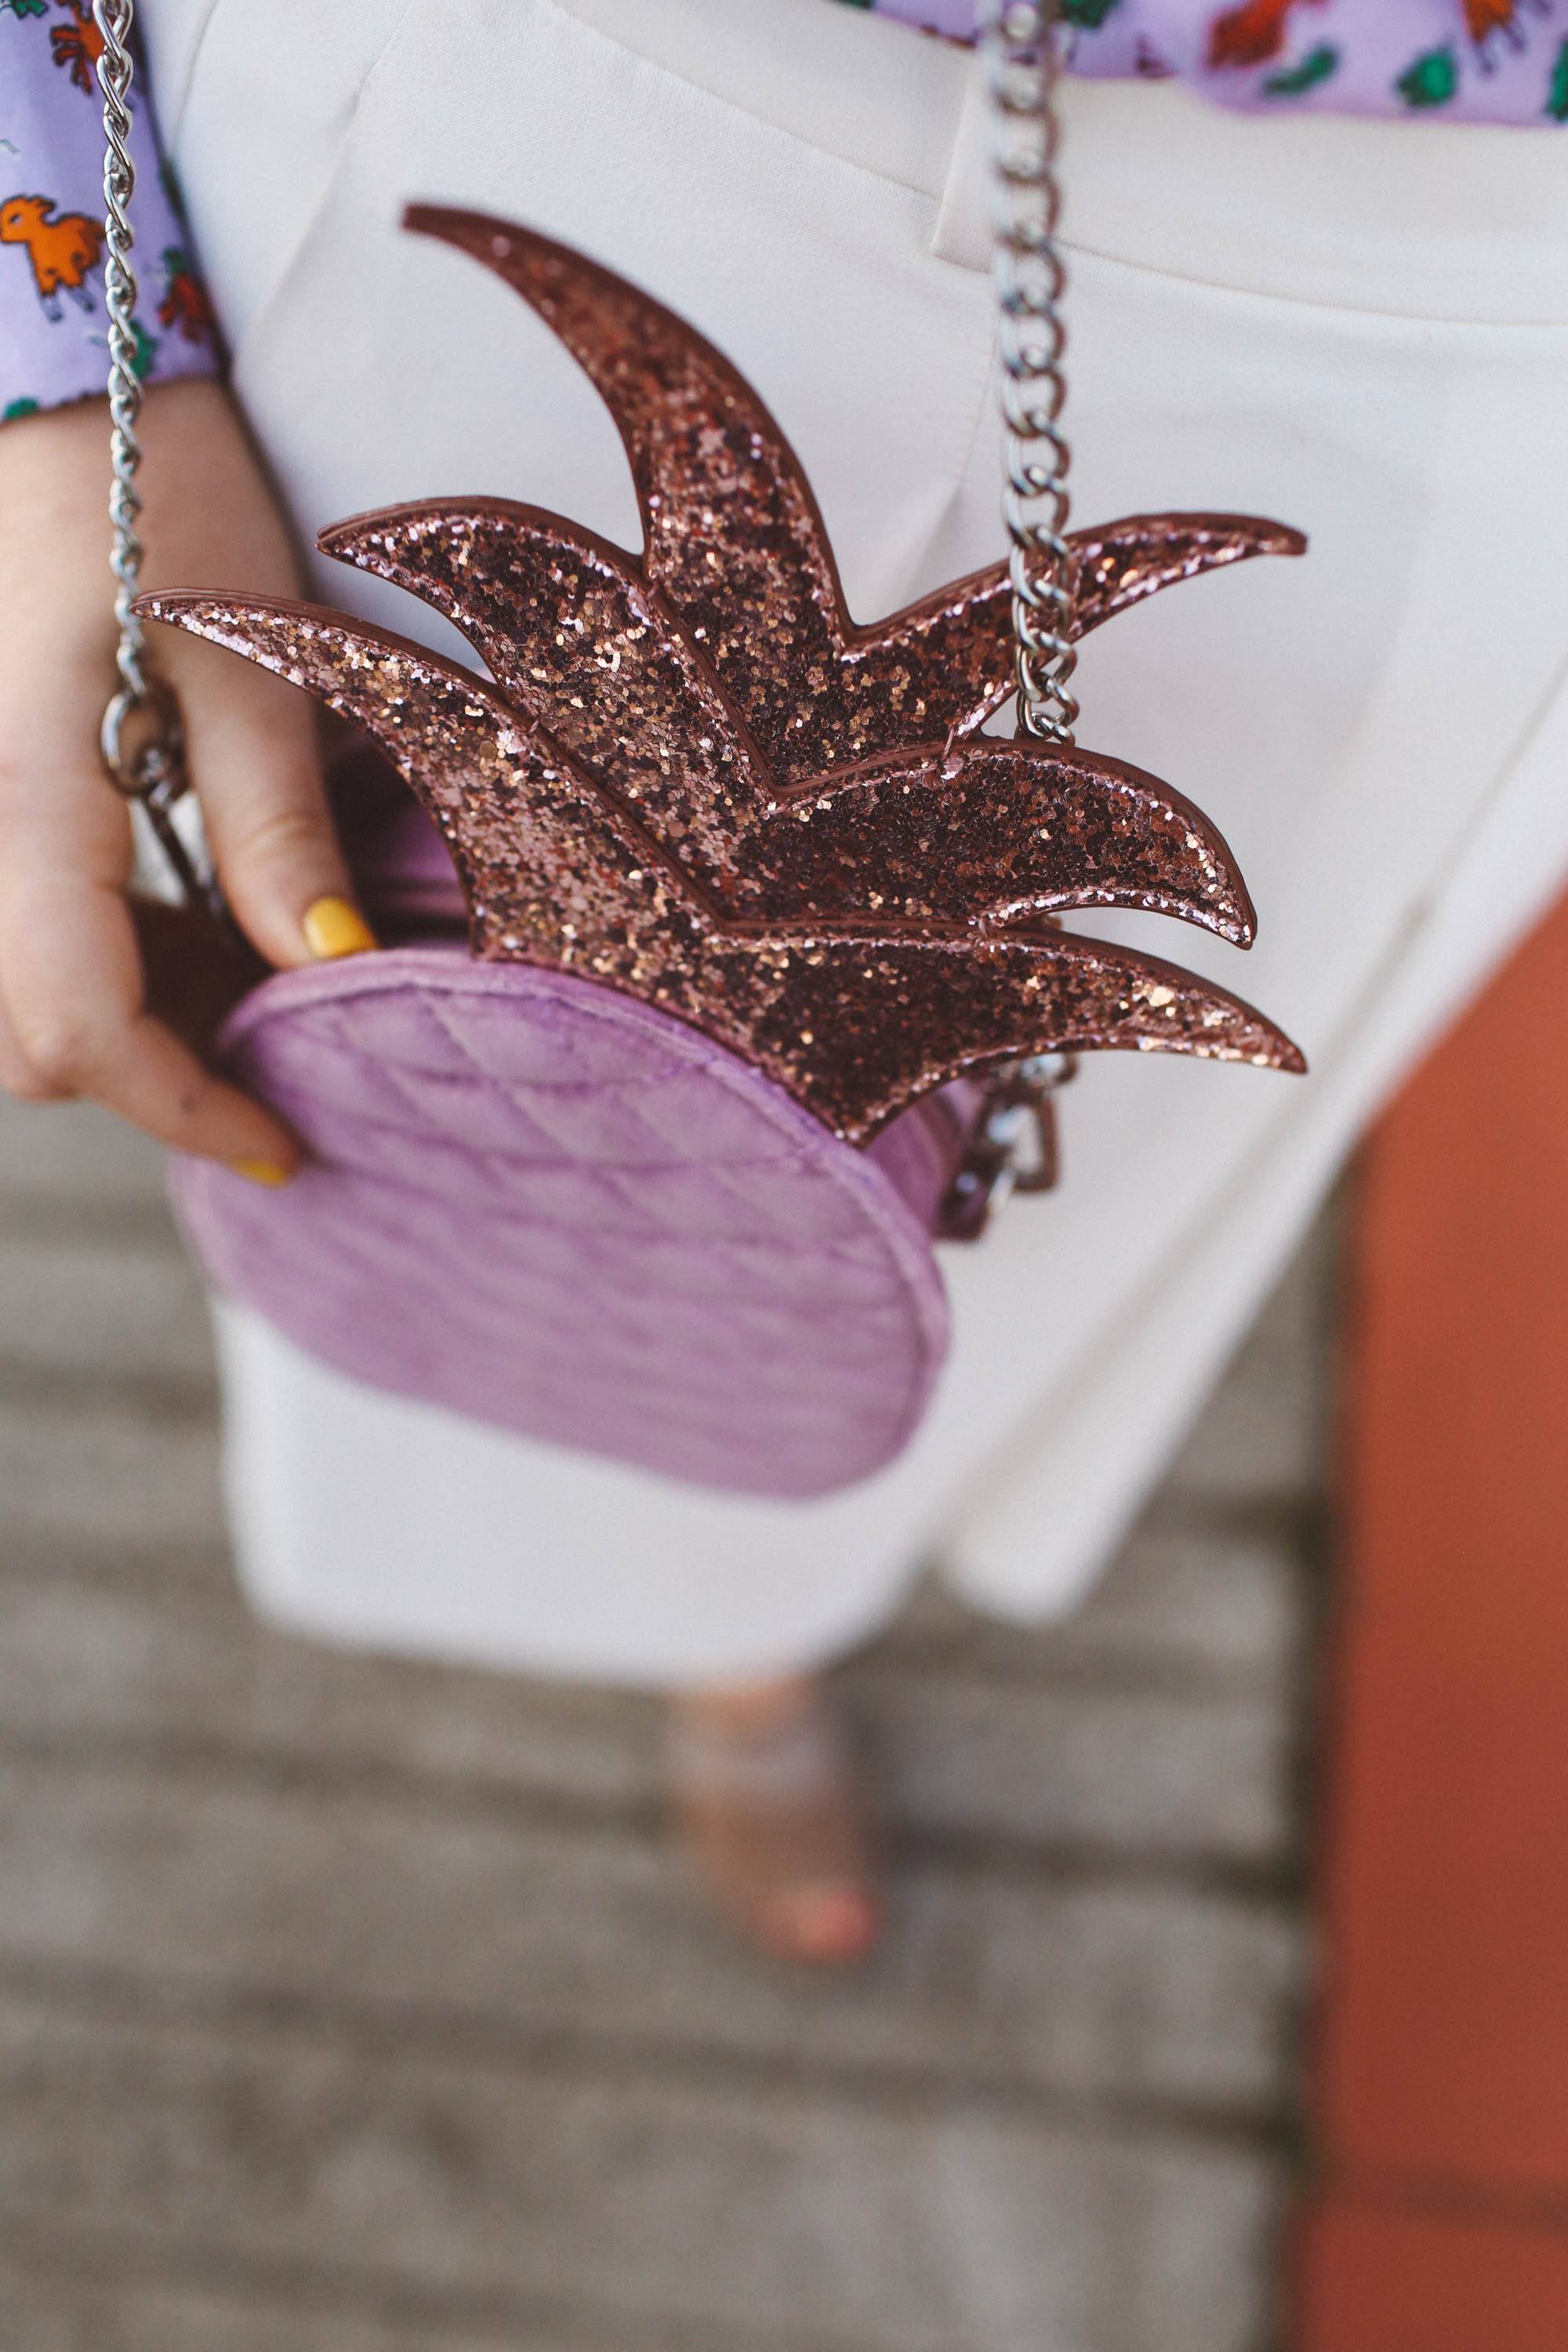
[303,895,377,960]
[228,1157,296,1190]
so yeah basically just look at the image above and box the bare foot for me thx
[666,1676,881,1966]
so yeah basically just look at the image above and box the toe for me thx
[768,1882,881,1965]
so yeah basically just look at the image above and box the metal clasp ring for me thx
[100,676,230,926]
[101,676,187,804]
[939,1051,1076,1242]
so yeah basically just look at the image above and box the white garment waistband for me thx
[560,0,1568,325]
[151,0,1568,331]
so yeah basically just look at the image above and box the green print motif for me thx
[0,0,51,19]
[1397,45,1458,105]
[2,396,41,419]
[1263,42,1339,93]
[1062,0,1123,27]
[1548,36,1568,118]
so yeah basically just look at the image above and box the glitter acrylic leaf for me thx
[141,210,1305,1144]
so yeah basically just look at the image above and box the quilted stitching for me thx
[172,949,960,1498]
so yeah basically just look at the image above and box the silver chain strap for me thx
[92,0,214,909]
[943,2,1080,1236]
[95,0,151,714]
[980,0,1079,747]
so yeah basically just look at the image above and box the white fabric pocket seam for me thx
[156,0,221,144]
[535,0,953,206]
[221,0,428,379]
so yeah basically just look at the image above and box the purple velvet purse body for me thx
[148,212,1304,1501]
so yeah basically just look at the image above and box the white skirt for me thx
[146,0,1568,1682]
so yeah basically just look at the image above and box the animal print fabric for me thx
[0,0,216,422]
[852,0,1568,121]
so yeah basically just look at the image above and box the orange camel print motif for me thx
[49,0,106,97]
[1464,0,1527,49]
[2,2,219,417]
[0,192,102,319]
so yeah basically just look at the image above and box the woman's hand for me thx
[0,379,372,1180]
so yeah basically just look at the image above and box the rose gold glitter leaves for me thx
[404,205,848,771]
[731,739,1258,944]
[318,502,774,877]
[319,501,1257,946]
[139,209,1308,1144]
[720,931,1301,1141]
[142,586,1303,1140]
[1069,514,1307,635]
[405,209,1305,781]
[858,514,1308,783]
[138,589,716,997]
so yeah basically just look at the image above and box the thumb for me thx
[168,626,376,969]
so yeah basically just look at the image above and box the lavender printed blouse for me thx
[2,0,1563,424]
[0,1,216,420]
[858,0,1568,118]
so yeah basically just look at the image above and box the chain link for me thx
[95,0,154,717]
[979,0,1079,747]
[90,0,222,913]
[938,4,1081,1237]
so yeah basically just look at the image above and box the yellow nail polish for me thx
[303,895,377,960]
[229,1158,296,1189]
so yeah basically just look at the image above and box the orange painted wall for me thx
[1300,2202,1568,2351]
[1300,891,1568,2347]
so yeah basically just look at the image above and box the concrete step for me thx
[857,1664,1293,1864]
[0,1232,213,1399]
[1161,1216,1339,1510]
[0,1402,225,1556]
[885,1514,1308,1690]
[0,1099,168,1218]
[0,1990,1281,2352]
[0,1759,1301,2115]
[0,2263,578,2352]
[0,1577,1297,1865]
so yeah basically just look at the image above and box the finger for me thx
[0,862,300,1178]
[162,625,376,971]
[0,984,69,1102]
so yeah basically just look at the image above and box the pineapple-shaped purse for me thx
[100,4,1304,1497]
